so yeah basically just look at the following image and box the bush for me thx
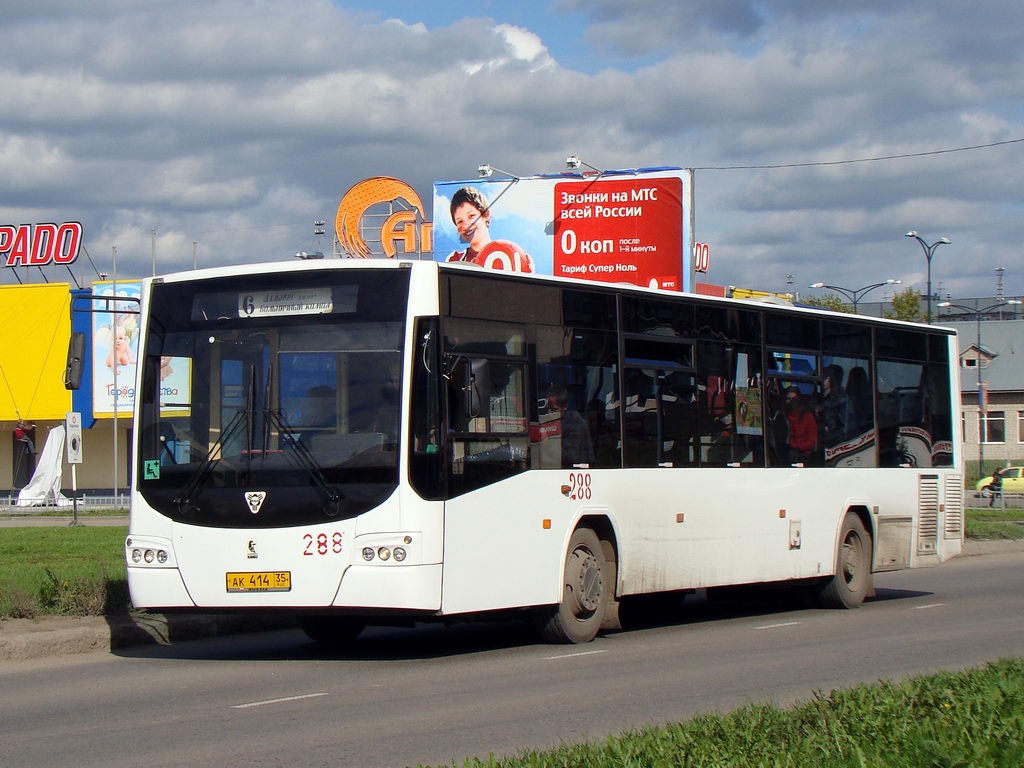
[37,569,127,616]
[0,527,129,618]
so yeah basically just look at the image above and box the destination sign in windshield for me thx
[238,287,335,318]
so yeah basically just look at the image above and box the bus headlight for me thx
[354,534,418,565]
[125,536,175,568]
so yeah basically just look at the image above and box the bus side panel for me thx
[607,469,804,594]
[440,465,964,615]
[608,467,963,594]
[441,471,584,615]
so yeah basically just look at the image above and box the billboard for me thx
[91,281,141,417]
[433,169,691,292]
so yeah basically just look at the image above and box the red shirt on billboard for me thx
[446,186,534,273]
[553,177,682,290]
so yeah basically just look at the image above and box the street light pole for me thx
[905,231,950,324]
[937,300,1022,482]
[808,279,902,314]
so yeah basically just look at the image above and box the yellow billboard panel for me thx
[0,283,72,421]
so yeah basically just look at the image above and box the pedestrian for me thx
[988,467,1004,508]
[15,418,36,454]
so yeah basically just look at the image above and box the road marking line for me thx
[233,692,328,709]
[754,621,801,630]
[912,603,946,610]
[543,649,607,660]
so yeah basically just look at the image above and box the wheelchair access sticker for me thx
[144,460,160,480]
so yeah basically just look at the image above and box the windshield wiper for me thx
[173,370,256,514]
[173,406,249,514]
[260,364,344,516]
[271,410,345,516]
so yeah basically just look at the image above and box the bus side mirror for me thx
[64,332,86,390]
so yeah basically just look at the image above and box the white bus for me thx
[126,259,963,644]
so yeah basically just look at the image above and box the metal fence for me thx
[970,490,1024,511]
[0,493,129,513]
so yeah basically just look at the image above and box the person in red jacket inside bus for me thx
[785,387,818,464]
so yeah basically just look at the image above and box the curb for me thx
[959,538,1024,557]
[0,613,297,662]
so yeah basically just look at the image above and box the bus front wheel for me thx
[816,513,872,609]
[532,527,608,643]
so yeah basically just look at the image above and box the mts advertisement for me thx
[432,169,691,292]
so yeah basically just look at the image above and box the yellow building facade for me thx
[1,283,131,497]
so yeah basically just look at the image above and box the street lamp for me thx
[565,155,604,175]
[905,231,951,324]
[937,299,1022,482]
[808,279,902,314]
[477,164,520,179]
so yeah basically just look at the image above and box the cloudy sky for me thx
[1,0,1021,302]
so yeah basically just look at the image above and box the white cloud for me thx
[461,23,556,74]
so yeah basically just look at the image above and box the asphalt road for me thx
[2,550,1023,768]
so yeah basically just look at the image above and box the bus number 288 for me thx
[568,472,592,501]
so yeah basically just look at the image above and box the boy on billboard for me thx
[446,187,534,273]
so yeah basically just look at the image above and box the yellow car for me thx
[976,466,1024,497]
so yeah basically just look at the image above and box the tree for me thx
[802,293,853,313]
[884,287,923,323]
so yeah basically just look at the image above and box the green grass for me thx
[430,658,1024,768]
[966,508,1024,540]
[967,521,1024,540]
[968,508,1024,523]
[0,526,128,618]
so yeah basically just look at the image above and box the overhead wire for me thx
[691,137,1024,170]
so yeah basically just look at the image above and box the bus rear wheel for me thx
[298,615,366,645]
[532,527,608,644]
[816,513,872,609]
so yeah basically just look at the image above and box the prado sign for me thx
[1,222,83,267]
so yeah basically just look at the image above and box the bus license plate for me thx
[226,571,291,593]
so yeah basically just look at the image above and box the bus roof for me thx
[148,258,955,337]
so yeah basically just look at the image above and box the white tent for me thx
[15,425,72,507]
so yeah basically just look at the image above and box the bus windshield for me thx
[136,268,409,528]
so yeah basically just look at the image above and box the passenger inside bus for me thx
[544,383,594,468]
[371,374,400,443]
[785,387,819,465]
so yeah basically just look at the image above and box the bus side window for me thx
[696,343,762,468]
[443,354,530,496]
[533,326,619,470]
[439,316,532,496]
